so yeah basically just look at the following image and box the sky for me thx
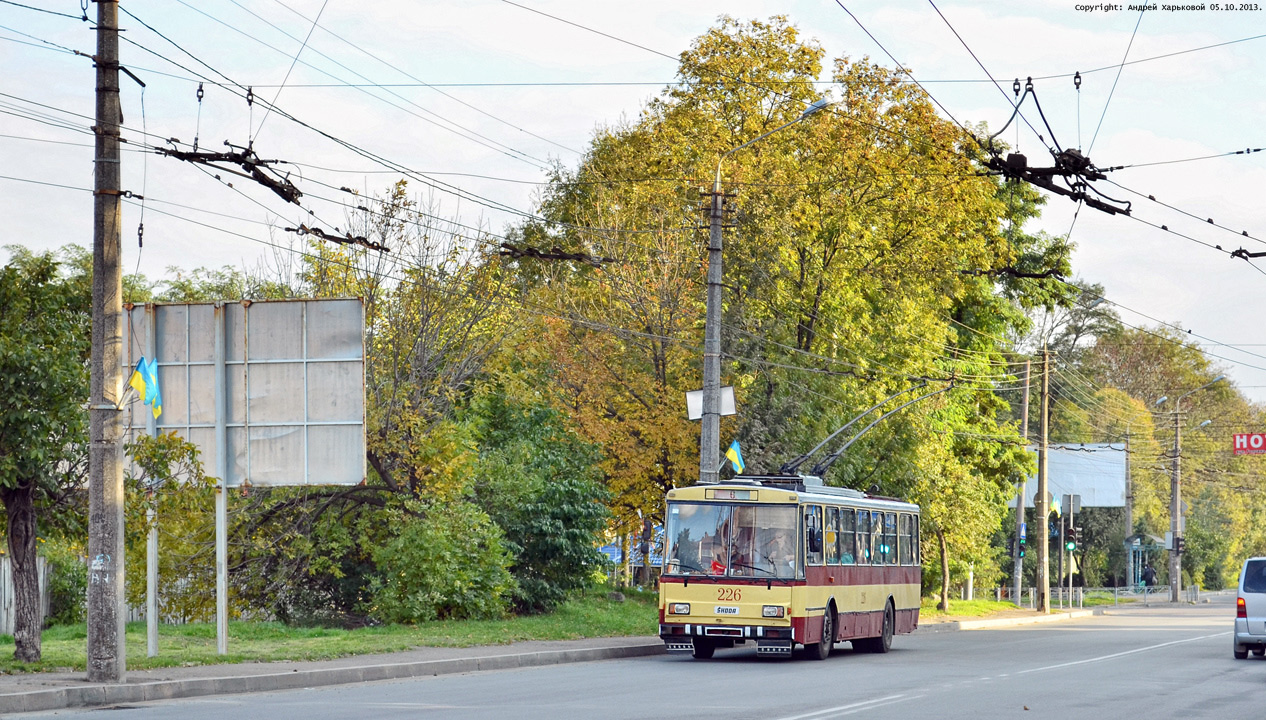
[4,1,1266,405]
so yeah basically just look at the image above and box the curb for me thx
[915,607,1104,633]
[0,641,666,716]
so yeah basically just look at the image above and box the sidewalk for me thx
[0,606,1116,715]
[915,606,1104,632]
[0,636,664,715]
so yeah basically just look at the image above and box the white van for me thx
[1234,557,1266,659]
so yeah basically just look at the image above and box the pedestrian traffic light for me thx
[1175,536,1185,554]
[1018,535,1026,558]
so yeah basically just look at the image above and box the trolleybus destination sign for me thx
[1233,433,1266,456]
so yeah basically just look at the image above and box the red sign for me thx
[1234,433,1266,455]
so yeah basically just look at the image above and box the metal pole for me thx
[699,178,723,485]
[146,498,158,657]
[1170,403,1181,602]
[1036,348,1050,613]
[87,0,127,683]
[1068,505,1075,608]
[1058,511,1065,609]
[214,304,229,654]
[1013,360,1030,607]
[145,306,158,658]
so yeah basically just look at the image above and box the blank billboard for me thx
[122,299,365,487]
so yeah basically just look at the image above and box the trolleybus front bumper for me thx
[660,623,794,655]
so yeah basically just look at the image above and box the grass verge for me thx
[0,587,659,674]
[918,598,1025,619]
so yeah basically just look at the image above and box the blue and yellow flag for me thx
[725,440,744,473]
[128,357,163,419]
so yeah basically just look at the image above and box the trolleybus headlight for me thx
[762,605,786,618]
[669,603,691,615]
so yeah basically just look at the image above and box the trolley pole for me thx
[1036,348,1050,613]
[87,0,127,683]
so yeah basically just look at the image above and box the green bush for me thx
[43,539,87,627]
[367,500,514,623]
[467,388,610,614]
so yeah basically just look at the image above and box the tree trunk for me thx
[936,526,950,613]
[2,482,42,662]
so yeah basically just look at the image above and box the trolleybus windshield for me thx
[664,502,798,579]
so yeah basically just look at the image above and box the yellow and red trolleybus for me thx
[658,474,920,659]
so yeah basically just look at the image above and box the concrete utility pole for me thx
[1012,360,1030,607]
[700,178,725,485]
[699,100,827,484]
[1168,406,1182,602]
[1124,428,1133,587]
[1036,348,1050,613]
[1159,375,1222,603]
[87,0,127,683]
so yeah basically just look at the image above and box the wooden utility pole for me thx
[1036,348,1050,613]
[1012,359,1030,607]
[88,0,127,683]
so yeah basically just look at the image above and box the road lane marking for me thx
[772,694,910,720]
[822,695,923,718]
[1013,632,1230,676]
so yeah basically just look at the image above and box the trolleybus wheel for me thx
[874,601,894,654]
[808,609,834,661]
[692,639,716,660]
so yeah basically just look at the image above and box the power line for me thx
[252,0,329,143]
[924,0,1048,151]
[261,0,581,156]
[0,0,84,20]
[1103,146,1265,173]
[834,1,972,140]
[134,3,552,170]
[1088,8,1145,155]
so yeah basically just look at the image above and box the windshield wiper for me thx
[729,562,775,577]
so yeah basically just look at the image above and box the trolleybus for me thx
[658,474,920,659]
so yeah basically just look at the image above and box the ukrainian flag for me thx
[725,440,744,473]
[128,357,163,419]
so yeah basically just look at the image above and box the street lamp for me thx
[699,98,830,484]
[1155,374,1224,602]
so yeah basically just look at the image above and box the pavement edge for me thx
[0,641,666,715]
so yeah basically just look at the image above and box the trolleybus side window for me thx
[884,512,898,565]
[839,508,856,564]
[825,507,840,565]
[912,515,920,564]
[805,505,824,566]
[869,511,883,565]
[856,510,871,564]
[899,513,913,565]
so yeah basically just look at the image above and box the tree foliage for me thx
[0,247,89,660]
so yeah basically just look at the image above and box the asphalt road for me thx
[26,597,1256,720]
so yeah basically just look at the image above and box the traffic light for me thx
[1175,536,1185,554]
[1018,535,1026,558]
[1065,526,1079,552]
[1007,537,1015,556]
